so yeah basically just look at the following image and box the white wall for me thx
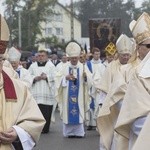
[38,3,81,46]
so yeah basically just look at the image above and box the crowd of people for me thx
[0,11,150,150]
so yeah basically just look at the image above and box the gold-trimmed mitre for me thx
[131,12,150,44]
[105,42,116,55]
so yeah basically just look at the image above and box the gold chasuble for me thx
[0,13,45,150]
[97,59,121,93]
[0,71,45,150]
[0,71,17,149]
[115,52,150,149]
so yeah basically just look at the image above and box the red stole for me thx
[2,71,17,101]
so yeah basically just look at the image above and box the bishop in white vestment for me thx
[56,42,92,138]
[0,13,45,150]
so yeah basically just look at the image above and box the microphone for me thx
[73,78,77,85]
[70,68,77,85]
[83,72,87,82]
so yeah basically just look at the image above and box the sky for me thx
[0,0,4,15]
[0,0,145,16]
[58,0,78,5]
[58,0,144,7]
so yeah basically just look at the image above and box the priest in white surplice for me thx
[56,42,92,138]
[86,47,106,130]
[29,46,56,134]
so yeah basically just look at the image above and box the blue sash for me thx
[16,70,20,78]
[86,61,95,110]
[86,61,92,73]
[68,67,80,124]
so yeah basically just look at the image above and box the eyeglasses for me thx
[139,44,150,48]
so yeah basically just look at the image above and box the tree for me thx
[4,0,57,51]
[133,0,150,19]
[74,0,100,37]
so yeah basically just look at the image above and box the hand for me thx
[96,89,100,93]
[34,76,42,81]
[66,74,76,81]
[0,128,18,144]
[41,73,47,80]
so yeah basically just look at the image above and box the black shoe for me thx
[68,135,76,138]
[42,130,49,134]
[87,126,93,130]
[75,136,84,138]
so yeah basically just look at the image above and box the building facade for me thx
[38,2,81,49]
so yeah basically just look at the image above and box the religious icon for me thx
[89,18,121,53]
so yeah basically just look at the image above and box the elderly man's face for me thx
[118,53,131,65]
[137,39,150,60]
[10,61,20,70]
[70,57,79,65]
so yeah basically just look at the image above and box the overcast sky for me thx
[0,0,4,15]
[0,0,145,16]
[58,0,144,7]
[58,0,78,5]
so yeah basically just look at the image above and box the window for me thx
[56,28,63,35]
[45,28,52,35]
[46,15,53,21]
[55,14,63,22]
[46,14,63,22]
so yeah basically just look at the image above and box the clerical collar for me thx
[37,61,47,66]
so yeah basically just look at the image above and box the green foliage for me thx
[37,36,58,45]
[4,0,150,51]
[4,0,57,51]
[37,35,66,51]
[134,0,150,18]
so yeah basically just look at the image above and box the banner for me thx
[89,18,121,54]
